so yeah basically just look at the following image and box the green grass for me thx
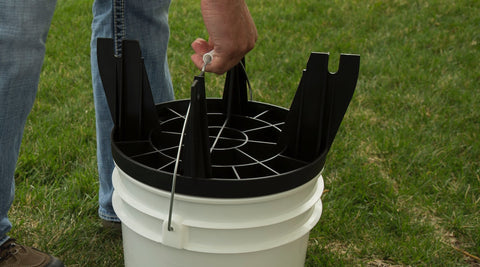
[9,0,479,266]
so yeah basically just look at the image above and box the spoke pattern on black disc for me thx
[242,122,284,133]
[232,166,241,179]
[235,148,280,175]
[119,101,308,180]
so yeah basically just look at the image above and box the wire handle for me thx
[167,103,190,231]
[167,52,214,231]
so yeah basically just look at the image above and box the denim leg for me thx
[91,0,115,222]
[0,0,57,241]
[91,0,174,222]
[124,0,175,104]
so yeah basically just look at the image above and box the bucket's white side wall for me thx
[114,191,323,253]
[113,165,324,265]
[122,224,310,267]
[113,167,324,229]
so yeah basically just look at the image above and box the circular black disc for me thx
[112,99,325,198]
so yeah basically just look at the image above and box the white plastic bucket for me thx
[112,166,324,267]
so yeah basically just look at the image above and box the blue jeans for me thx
[91,0,174,222]
[0,0,174,244]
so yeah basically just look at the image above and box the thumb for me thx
[191,38,214,70]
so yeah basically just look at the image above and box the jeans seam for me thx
[113,0,126,57]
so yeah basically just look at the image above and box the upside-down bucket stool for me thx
[97,38,360,267]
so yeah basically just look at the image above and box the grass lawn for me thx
[9,0,479,266]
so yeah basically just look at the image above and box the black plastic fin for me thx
[97,38,120,126]
[324,54,360,151]
[222,59,248,118]
[278,53,360,161]
[97,38,160,141]
[277,53,329,161]
[182,76,212,178]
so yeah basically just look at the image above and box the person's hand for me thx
[191,0,257,74]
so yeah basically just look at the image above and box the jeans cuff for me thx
[0,235,10,246]
[98,207,120,222]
